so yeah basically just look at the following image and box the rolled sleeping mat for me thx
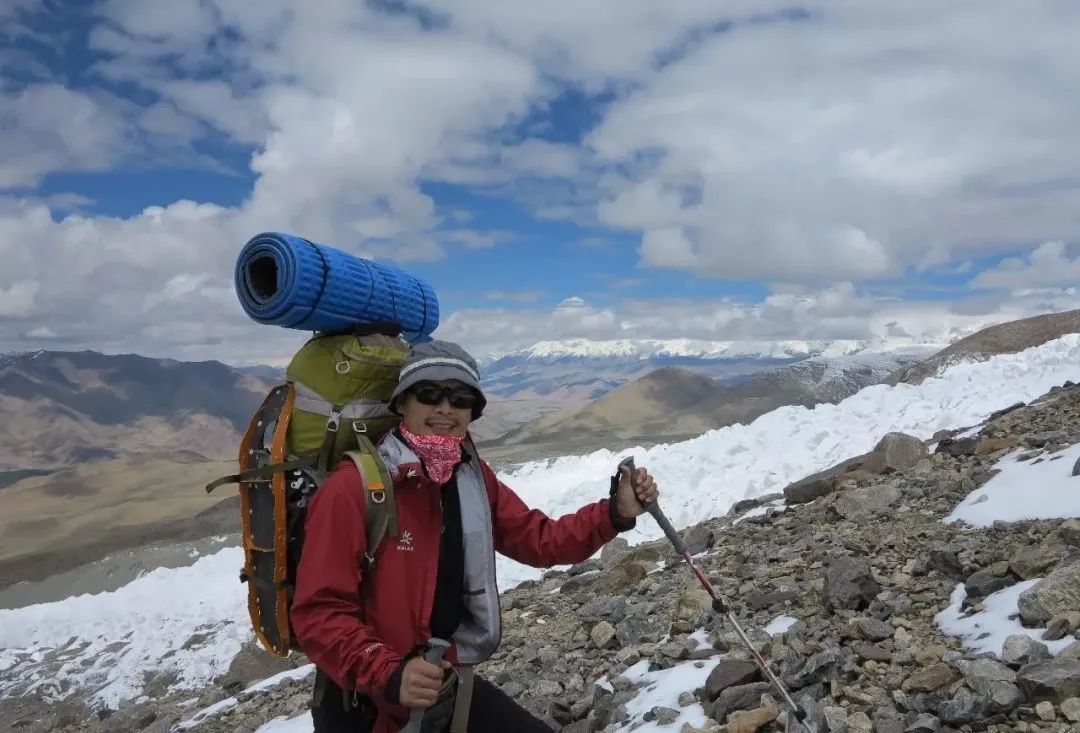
[234,232,439,343]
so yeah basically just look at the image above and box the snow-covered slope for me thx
[2,334,1080,711]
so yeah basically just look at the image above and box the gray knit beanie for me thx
[389,339,487,420]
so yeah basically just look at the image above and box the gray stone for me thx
[1011,532,1071,580]
[904,713,941,731]
[615,611,667,648]
[784,455,865,504]
[846,711,873,733]
[868,712,902,733]
[591,561,650,594]
[957,658,1024,713]
[1017,659,1080,704]
[1060,519,1080,546]
[705,660,760,701]
[648,706,680,724]
[682,525,713,555]
[965,561,1016,598]
[600,537,631,568]
[1035,700,1057,721]
[855,617,895,642]
[832,483,902,520]
[1043,614,1078,641]
[853,643,892,663]
[744,588,799,611]
[822,705,849,732]
[824,557,881,611]
[1061,696,1080,722]
[530,680,564,697]
[102,704,157,732]
[904,663,958,693]
[785,650,843,689]
[1060,640,1080,662]
[1018,561,1080,625]
[590,621,617,650]
[928,545,966,580]
[711,682,773,723]
[216,641,303,693]
[939,690,987,725]
[938,437,978,457]
[866,432,928,474]
[1003,634,1053,667]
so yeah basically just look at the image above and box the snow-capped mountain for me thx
[482,337,926,365]
[470,337,939,442]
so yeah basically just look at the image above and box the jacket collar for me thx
[378,429,478,485]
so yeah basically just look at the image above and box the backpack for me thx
[207,328,409,657]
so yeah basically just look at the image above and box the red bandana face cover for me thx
[399,424,464,485]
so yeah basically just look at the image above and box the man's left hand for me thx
[615,465,659,520]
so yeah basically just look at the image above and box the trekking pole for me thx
[400,638,451,733]
[618,457,810,731]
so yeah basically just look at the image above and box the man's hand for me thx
[398,656,449,708]
[615,465,659,520]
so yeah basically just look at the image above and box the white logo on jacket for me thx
[396,530,414,552]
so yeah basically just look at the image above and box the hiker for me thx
[290,339,660,733]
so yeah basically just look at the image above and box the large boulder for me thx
[860,432,928,474]
[783,456,864,504]
[956,658,1024,714]
[1018,561,1080,625]
[831,483,902,520]
[1011,531,1072,580]
[1018,659,1080,704]
[965,561,1018,599]
[705,660,761,701]
[824,557,881,611]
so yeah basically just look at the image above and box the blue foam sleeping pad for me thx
[234,232,439,343]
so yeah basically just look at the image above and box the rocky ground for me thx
[10,381,1080,733]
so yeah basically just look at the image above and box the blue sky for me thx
[2,1,1080,363]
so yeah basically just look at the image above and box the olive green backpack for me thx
[207,329,409,657]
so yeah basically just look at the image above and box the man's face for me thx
[399,379,476,438]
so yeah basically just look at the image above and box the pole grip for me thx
[400,639,451,733]
[617,456,690,556]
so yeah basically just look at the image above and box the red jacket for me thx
[290,434,628,731]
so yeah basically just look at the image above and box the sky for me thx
[2,1,1080,365]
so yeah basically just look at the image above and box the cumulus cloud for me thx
[2,0,1080,363]
[0,85,133,188]
[971,241,1080,290]
[585,1,1080,280]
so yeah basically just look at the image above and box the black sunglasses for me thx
[410,383,479,409]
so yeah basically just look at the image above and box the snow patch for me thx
[615,658,714,732]
[944,443,1080,527]
[256,715,311,733]
[0,548,249,709]
[765,615,799,636]
[935,581,1075,658]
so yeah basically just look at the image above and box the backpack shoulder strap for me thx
[343,436,398,569]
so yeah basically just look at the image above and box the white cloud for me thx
[0,280,39,317]
[3,0,1080,362]
[971,241,1080,290]
[0,85,133,188]
[585,1,1080,280]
